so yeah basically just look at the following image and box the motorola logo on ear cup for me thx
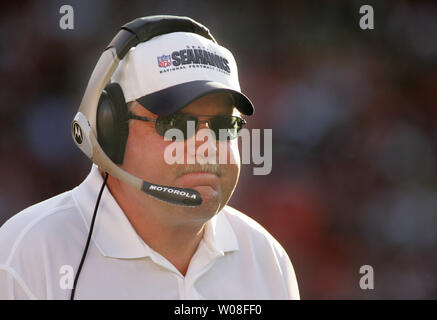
[72,122,83,144]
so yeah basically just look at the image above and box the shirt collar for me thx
[72,165,239,259]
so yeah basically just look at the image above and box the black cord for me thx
[70,172,109,300]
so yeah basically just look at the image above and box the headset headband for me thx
[109,16,216,59]
[72,15,214,206]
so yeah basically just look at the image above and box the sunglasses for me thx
[128,112,247,141]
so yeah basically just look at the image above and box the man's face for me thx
[118,92,241,223]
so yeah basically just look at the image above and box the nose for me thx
[193,120,217,163]
[194,120,215,144]
[197,120,210,130]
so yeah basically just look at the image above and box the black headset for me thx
[95,15,217,164]
[70,15,216,299]
[96,82,130,164]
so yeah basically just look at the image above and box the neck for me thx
[106,175,206,276]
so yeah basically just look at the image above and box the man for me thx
[0,16,299,299]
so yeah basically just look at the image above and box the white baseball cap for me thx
[111,31,254,116]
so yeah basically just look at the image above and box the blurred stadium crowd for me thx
[1,0,436,298]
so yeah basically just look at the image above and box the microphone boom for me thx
[141,181,202,207]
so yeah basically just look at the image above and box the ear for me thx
[96,83,129,164]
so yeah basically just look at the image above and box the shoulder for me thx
[0,190,84,265]
[220,205,289,260]
[219,205,300,299]
[0,190,87,299]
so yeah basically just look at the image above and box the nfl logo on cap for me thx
[157,54,172,68]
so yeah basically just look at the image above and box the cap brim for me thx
[136,80,254,116]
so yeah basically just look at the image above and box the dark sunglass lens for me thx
[156,114,197,140]
[155,116,172,137]
[210,116,243,141]
[178,114,200,140]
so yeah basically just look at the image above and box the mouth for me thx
[178,171,219,177]
[176,164,222,178]
[176,170,221,191]
[177,171,219,182]
[174,164,223,192]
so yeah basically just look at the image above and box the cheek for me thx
[219,140,241,187]
[229,139,241,165]
[121,125,171,176]
[217,139,241,165]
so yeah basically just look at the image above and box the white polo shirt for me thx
[0,165,299,300]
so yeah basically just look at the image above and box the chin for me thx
[196,186,220,210]
[176,186,221,220]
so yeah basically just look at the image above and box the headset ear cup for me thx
[97,83,129,164]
